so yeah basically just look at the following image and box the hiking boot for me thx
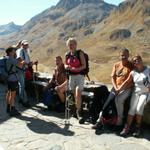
[91,122,103,130]
[120,124,130,137]
[6,104,10,113]
[79,117,85,124]
[132,126,141,137]
[9,107,21,116]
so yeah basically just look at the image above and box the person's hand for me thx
[65,65,70,70]
[34,60,38,65]
[70,67,79,72]
[55,86,60,92]
[147,86,150,92]
[115,89,119,95]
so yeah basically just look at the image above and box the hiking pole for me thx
[32,62,39,102]
[65,70,72,125]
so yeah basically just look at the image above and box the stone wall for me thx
[143,101,150,125]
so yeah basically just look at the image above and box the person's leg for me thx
[102,88,116,110]
[10,91,16,107]
[133,94,147,136]
[75,75,84,119]
[9,90,20,116]
[56,84,66,103]
[75,87,82,111]
[18,72,28,103]
[115,88,132,125]
[6,90,11,113]
[120,92,139,136]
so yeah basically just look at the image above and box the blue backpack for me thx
[0,56,8,83]
[0,56,14,84]
[42,89,55,106]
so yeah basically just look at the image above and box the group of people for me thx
[3,37,150,137]
[92,48,150,137]
[45,38,86,119]
[5,40,38,116]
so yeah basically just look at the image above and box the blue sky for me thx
[0,0,124,25]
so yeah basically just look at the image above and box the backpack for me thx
[0,56,14,84]
[78,50,89,75]
[66,49,90,80]
[0,56,8,83]
[42,88,60,107]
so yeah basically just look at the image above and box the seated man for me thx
[43,56,67,111]
[92,48,133,129]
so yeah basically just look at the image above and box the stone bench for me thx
[143,101,150,125]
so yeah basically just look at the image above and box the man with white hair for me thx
[16,40,31,107]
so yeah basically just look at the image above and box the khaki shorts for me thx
[69,75,84,91]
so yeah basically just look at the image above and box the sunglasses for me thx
[133,59,141,64]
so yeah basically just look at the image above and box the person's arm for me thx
[16,58,25,68]
[111,64,118,91]
[48,70,56,87]
[55,80,67,92]
[118,72,133,92]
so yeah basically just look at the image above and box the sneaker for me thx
[132,126,141,137]
[91,122,103,130]
[120,124,130,137]
[9,107,21,116]
[79,117,85,124]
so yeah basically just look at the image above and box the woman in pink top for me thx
[65,38,86,120]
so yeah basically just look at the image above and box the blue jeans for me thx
[17,71,28,103]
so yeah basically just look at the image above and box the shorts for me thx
[69,74,84,91]
[7,81,18,92]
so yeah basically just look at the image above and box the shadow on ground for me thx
[16,114,74,136]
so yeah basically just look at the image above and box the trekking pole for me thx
[65,71,71,125]
[32,63,39,102]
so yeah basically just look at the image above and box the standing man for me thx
[16,40,31,107]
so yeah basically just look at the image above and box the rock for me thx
[84,28,94,36]
[110,29,131,40]
[143,101,150,125]
[144,19,150,27]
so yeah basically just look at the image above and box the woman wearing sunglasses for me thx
[119,55,150,137]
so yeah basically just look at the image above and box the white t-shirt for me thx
[16,48,30,64]
[131,66,150,94]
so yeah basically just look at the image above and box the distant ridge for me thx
[0,22,21,35]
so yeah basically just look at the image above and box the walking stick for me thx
[65,71,70,125]
[33,62,39,102]
[64,71,75,125]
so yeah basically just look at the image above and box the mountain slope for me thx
[0,0,115,60]
[79,0,150,82]
[0,22,21,35]
[0,0,149,83]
